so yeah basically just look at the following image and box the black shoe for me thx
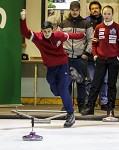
[107,109,114,117]
[69,67,83,83]
[78,103,84,113]
[80,105,94,115]
[64,113,75,128]
[101,104,108,111]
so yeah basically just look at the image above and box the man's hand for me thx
[20,9,26,20]
[94,55,98,61]
[81,54,88,60]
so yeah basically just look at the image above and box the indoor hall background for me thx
[21,0,119,105]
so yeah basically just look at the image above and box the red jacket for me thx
[20,20,84,67]
[92,22,119,59]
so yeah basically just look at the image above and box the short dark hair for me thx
[102,5,114,14]
[70,1,80,9]
[89,1,102,11]
[41,21,53,30]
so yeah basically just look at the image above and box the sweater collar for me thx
[104,20,113,26]
[42,32,54,41]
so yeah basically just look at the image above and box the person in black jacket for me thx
[59,1,93,112]
[85,1,108,111]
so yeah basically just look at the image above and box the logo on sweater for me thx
[110,28,116,35]
[56,40,61,47]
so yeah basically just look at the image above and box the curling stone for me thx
[22,131,43,141]
[22,117,43,141]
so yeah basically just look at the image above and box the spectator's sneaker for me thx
[64,113,75,128]
[80,104,94,115]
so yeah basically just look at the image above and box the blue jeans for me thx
[86,61,108,105]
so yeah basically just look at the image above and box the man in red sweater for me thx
[20,9,85,128]
[81,5,119,117]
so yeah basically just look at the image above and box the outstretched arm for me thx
[57,26,85,40]
[67,32,85,40]
[20,9,32,39]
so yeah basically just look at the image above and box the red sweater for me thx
[92,22,119,59]
[20,20,84,67]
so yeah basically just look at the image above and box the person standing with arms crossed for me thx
[85,1,108,111]
[81,5,119,117]
[20,9,85,127]
[59,1,93,112]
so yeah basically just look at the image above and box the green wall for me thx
[0,0,24,104]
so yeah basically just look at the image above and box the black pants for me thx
[88,57,118,109]
[68,57,88,105]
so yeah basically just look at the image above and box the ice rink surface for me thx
[0,119,119,150]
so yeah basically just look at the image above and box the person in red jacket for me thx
[81,5,119,117]
[20,9,85,128]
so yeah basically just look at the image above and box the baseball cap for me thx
[70,1,80,9]
[41,21,53,29]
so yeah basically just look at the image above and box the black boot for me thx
[64,113,75,128]
[77,103,84,113]
[101,104,108,111]
[80,104,94,115]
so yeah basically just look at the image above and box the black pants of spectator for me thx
[68,57,88,107]
[88,57,118,109]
